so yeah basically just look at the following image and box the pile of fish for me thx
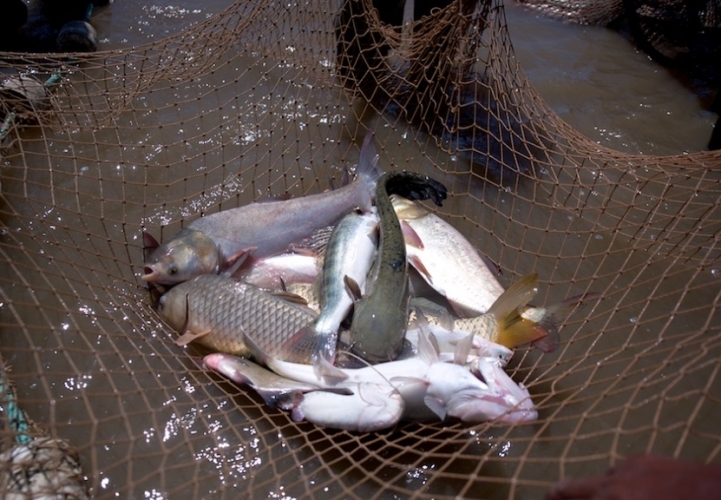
[143,133,597,432]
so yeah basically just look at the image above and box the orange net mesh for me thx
[1,0,720,497]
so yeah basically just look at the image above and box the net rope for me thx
[1,0,720,497]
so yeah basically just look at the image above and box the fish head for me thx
[390,195,429,220]
[155,285,190,332]
[424,361,537,424]
[142,228,219,284]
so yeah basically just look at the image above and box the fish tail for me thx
[356,131,383,212]
[493,286,601,352]
[278,323,338,365]
[524,292,602,353]
[487,273,549,350]
[494,315,553,352]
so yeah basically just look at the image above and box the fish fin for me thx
[142,230,159,261]
[423,395,447,420]
[410,307,429,330]
[523,292,601,353]
[408,255,432,284]
[528,292,602,325]
[439,310,455,331]
[278,324,338,365]
[390,376,427,385]
[454,332,474,365]
[495,318,552,351]
[175,329,210,347]
[313,355,349,385]
[357,131,382,212]
[486,273,549,349]
[339,168,350,188]
[223,247,256,277]
[241,327,272,366]
[531,325,560,353]
[290,247,318,257]
[417,329,440,365]
[487,273,538,319]
[271,291,310,306]
[343,275,363,302]
[401,221,424,249]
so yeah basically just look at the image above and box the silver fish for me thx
[234,252,320,290]
[142,132,382,285]
[392,195,505,315]
[281,210,379,363]
[393,196,600,352]
[204,351,403,432]
[349,171,447,363]
[227,328,537,430]
[156,274,317,358]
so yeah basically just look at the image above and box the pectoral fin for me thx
[175,329,211,347]
[423,395,447,420]
[313,355,349,385]
[417,329,440,365]
[401,220,424,249]
[453,332,474,365]
[408,255,432,284]
[224,247,256,276]
[343,276,363,301]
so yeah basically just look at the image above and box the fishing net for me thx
[1,0,720,498]
[513,0,624,24]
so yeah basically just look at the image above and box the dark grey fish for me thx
[349,170,447,363]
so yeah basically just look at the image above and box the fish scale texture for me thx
[178,277,316,356]
[1,0,720,499]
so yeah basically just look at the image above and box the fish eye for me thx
[168,265,178,275]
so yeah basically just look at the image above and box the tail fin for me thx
[491,281,601,353]
[277,322,339,365]
[356,131,383,209]
[525,292,602,353]
[487,273,550,350]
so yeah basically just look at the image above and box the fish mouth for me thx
[142,266,158,282]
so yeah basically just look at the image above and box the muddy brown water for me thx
[1,1,719,499]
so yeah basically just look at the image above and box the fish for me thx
[405,311,514,366]
[142,131,383,285]
[281,210,379,364]
[207,327,537,431]
[156,274,317,358]
[234,251,320,290]
[424,357,537,424]
[406,273,547,351]
[204,352,404,432]
[349,171,448,363]
[392,194,505,315]
[202,353,333,407]
[393,196,600,352]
